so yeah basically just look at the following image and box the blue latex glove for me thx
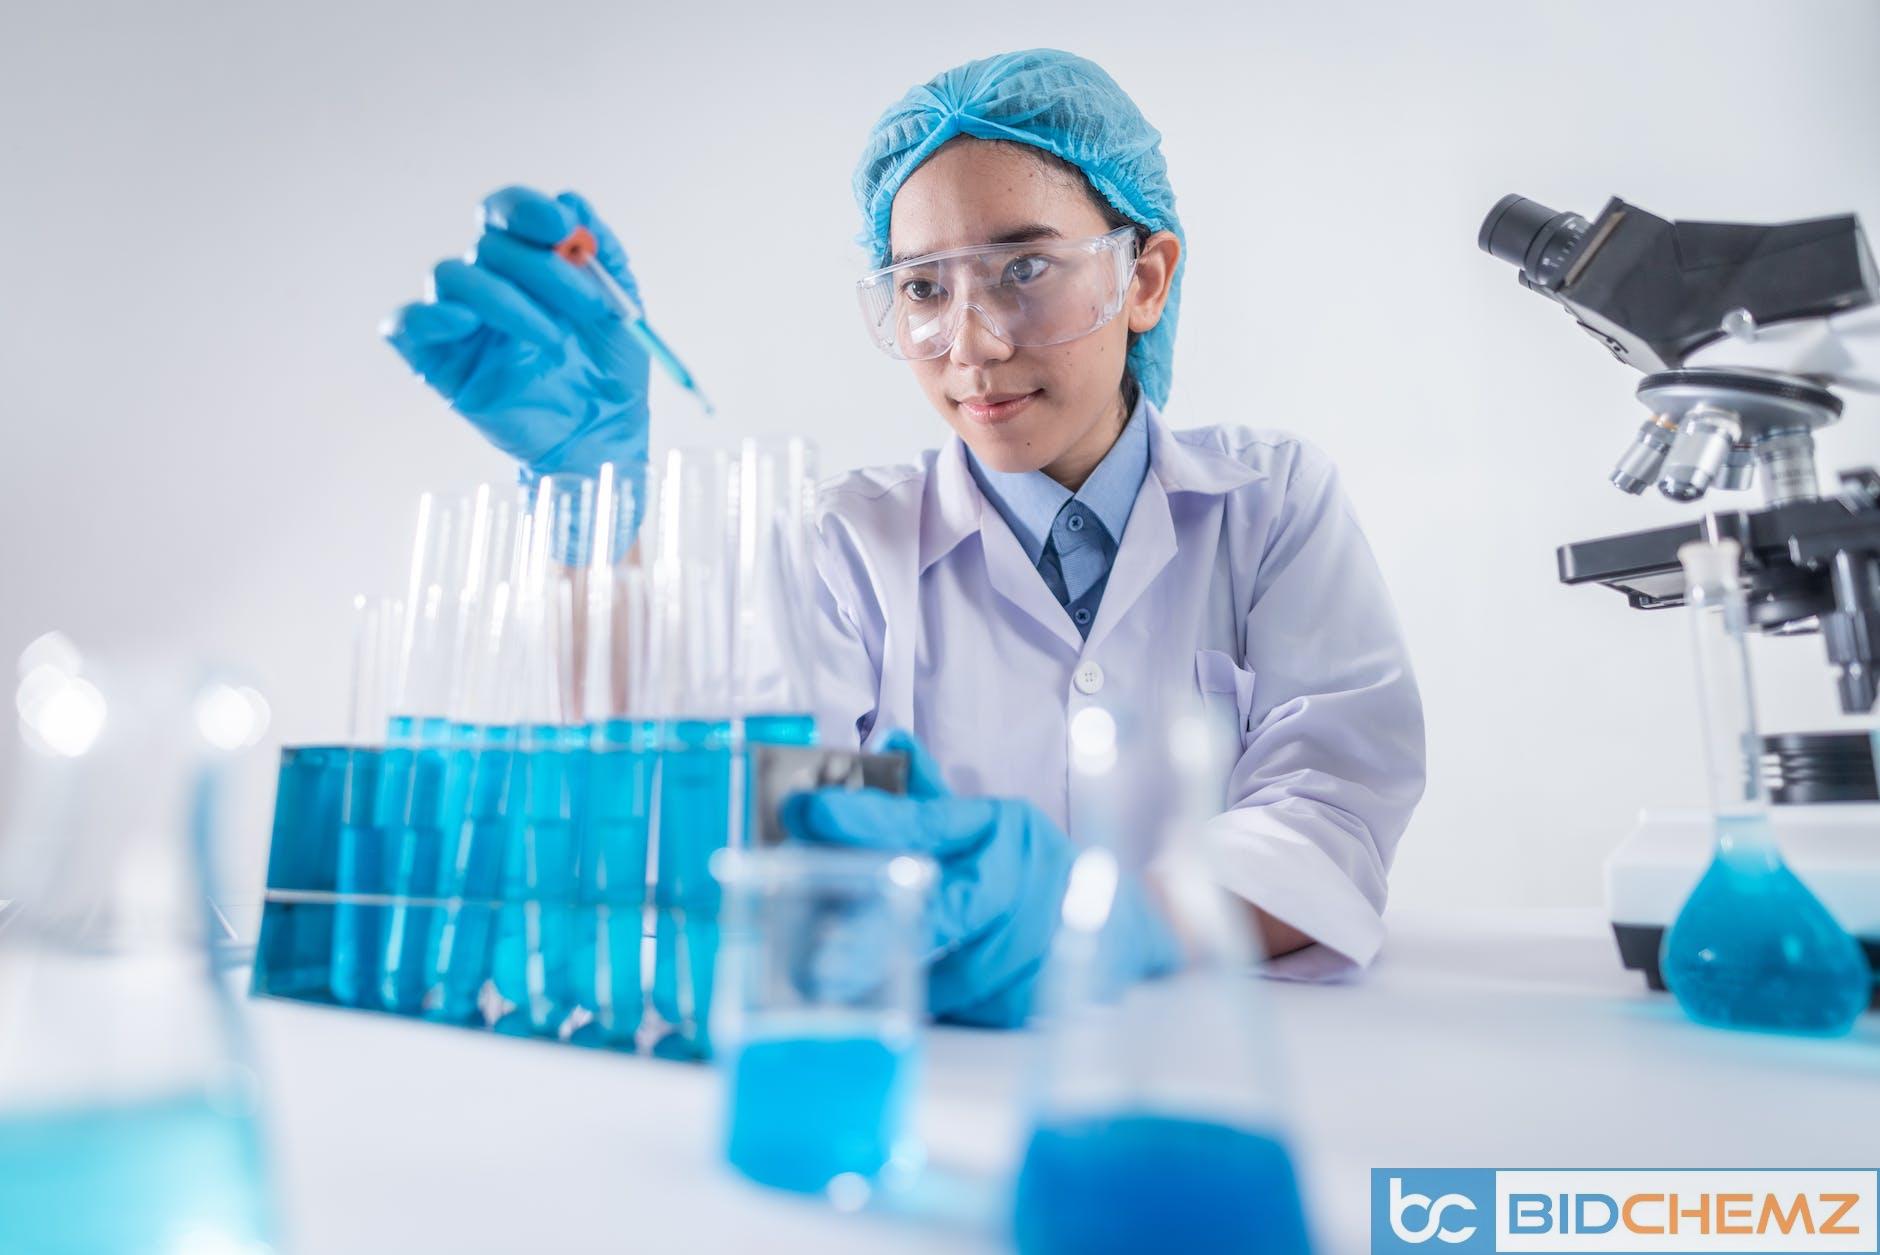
[782,731,1180,1028]
[383,185,651,533]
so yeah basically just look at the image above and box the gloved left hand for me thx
[383,185,652,533]
[782,732,1180,1028]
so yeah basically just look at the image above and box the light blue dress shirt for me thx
[967,396,1151,637]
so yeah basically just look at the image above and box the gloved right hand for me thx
[383,185,652,532]
[781,731,1182,1028]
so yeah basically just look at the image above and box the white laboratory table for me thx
[245,908,1880,1254]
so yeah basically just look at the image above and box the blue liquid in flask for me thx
[0,1094,275,1254]
[1013,1112,1313,1255]
[1661,813,1871,1035]
[725,1033,916,1193]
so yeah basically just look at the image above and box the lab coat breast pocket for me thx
[1194,648,1257,751]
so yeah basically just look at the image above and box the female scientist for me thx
[384,49,1426,1027]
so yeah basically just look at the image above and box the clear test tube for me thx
[649,447,737,1055]
[513,474,599,727]
[377,490,486,1013]
[346,595,400,747]
[429,487,533,1023]
[491,473,598,1036]
[391,493,474,739]
[330,595,400,1008]
[734,438,820,748]
[569,464,656,1047]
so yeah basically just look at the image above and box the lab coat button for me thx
[1073,661,1105,694]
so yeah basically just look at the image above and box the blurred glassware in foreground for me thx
[712,844,932,1201]
[1012,703,1315,1255]
[1,635,278,1254]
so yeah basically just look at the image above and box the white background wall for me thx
[3,0,1877,912]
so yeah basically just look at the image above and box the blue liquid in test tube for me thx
[571,717,657,1048]
[1012,1113,1314,1255]
[743,712,818,747]
[652,717,734,1056]
[426,723,516,1024]
[374,715,452,1014]
[652,713,817,1056]
[493,723,589,1036]
[254,746,346,1001]
[329,748,386,1008]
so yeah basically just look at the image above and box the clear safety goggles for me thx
[857,226,1140,360]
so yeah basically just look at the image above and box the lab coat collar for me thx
[923,439,1084,649]
[1145,404,1265,497]
[966,397,1151,564]
[919,402,1263,574]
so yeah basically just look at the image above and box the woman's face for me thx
[887,139,1170,486]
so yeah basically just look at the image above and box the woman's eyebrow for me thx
[890,224,1065,265]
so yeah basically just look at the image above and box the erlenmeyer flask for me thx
[1660,538,1871,1034]
[1012,704,1314,1255]
[0,638,278,1253]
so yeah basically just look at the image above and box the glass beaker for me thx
[1012,705,1314,1255]
[1660,538,1872,1034]
[0,642,278,1252]
[711,845,932,1198]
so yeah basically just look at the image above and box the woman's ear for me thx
[1126,230,1181,334]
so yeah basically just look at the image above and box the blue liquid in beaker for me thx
[725,1033,916,1193]
[1661,813,1872,1035]
[0,1095,274,1254]
[1013,1113,1313,1255]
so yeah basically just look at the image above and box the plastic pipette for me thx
[555,226,716,417]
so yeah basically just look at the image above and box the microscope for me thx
[1479,195,1880,991]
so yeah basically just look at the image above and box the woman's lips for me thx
[956,390,1040,425]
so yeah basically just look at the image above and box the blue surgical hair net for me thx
[854,48,1185,409]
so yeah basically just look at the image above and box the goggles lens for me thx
[856,226,1138,360]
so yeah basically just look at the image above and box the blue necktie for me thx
[1038,499,1116,639]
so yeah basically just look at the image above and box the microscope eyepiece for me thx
[1478,194,1590,291]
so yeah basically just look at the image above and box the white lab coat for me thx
[807,405,1426,980]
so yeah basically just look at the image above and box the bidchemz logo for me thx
[1371,1170,1877,1252]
